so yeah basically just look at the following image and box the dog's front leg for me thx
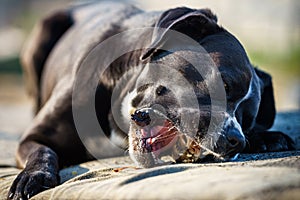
[244,131,295,153]
[7,140,59,200]
[7,90,72,200]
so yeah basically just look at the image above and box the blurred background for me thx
[0,0,299,145]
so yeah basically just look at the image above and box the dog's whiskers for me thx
[144,131,178,143]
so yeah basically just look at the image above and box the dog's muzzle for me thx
[214,116,246,159]
[131,109,179,156]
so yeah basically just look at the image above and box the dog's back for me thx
[21,1,157,112]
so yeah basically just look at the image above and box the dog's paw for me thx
[244,131,295,153]
[7,169,59,200]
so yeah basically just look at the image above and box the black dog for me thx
[8,2,293,200]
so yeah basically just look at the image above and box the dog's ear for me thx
[254,68,276,130]
[141,7,222,60]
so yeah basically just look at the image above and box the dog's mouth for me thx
[128,108,226,167]
[138,119,178,157]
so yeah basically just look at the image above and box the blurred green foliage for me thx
[0,57,22,74]
[249,46,300,77]
[14,10,40,34]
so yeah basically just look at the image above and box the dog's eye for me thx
[156,85,168,96]
[224,83,229,93]
[137,84,151,93]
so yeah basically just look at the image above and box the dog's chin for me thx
[128,120,240,168]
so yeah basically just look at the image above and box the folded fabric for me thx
[1,153,299,200]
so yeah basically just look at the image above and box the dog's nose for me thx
[131,110,151,127]
[225,128,246,152]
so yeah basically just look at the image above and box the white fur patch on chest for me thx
[121,89,137,123]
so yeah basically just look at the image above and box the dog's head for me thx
[122,7,275,167]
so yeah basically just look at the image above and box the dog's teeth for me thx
[146,137,156,145]
[186,154,192,158]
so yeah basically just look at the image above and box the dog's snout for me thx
[131,110,151,127]
[220,116,246,155]
[226,128,245,150]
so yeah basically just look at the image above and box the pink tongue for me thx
[140,125,165,138]
[150,125,166,137]
[139,120,177,157]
